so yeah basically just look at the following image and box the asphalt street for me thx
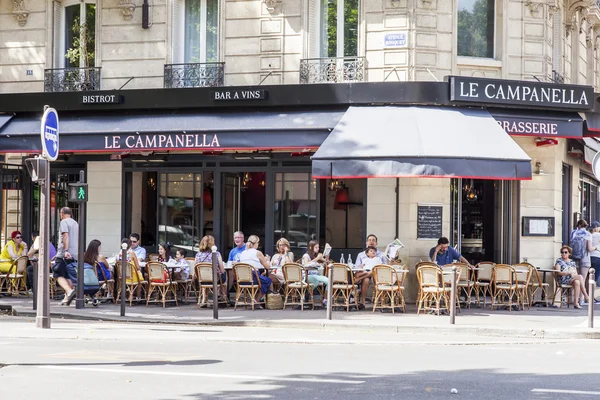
[1,316,600,399]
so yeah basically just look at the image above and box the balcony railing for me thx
[299,57,366,84]
[44,67,101,92]
[164,62,225,88]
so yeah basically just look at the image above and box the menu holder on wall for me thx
[522,216,555,237]
[417,204,443,240]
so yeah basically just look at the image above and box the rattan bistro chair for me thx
[146,261,177,308]
[441,265,462,313]
[195,262,228,309]
[233,263,264,310]
[115,260,147,306]
[474,262,495,306]
[552,270,574,308]
[491,264,520,310]
[371,265,406,313]
[95,261,114,299]
[330,263,359,312]
[281,263,314,310]
[6,256,29,295]
[513,263,532,309]
[416,264,450,315]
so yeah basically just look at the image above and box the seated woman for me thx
[554,244,592,309]
[195,235,227,296]
[302,240,328,306]
[84,239,111,294]
[0,230,28,274]
[238,235,274,305]
[354,246,385,310]
[270,238,294,286]
[157,242,172,263]
[117,237,144,299]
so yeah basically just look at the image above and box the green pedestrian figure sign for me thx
[68,183,88,203]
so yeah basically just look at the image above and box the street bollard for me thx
[326,264,333,320]
[32,262,38,311]
[589,268,595,329]
[212,246,219,320]
[120,243,127,317]
[450,266,457,325]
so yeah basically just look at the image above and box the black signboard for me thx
[489,109,583,138]
[81,94,123,104]
[211,89,267,101]
[448,76,594,110]
[417,204,443,240]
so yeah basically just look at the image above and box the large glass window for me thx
[320,0,358,57]
[63,2,96,68]
[580,175,600,224]
[457,0,494,58]
[184,0,219,63]
[274,173,317,259]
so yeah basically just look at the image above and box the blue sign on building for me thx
[384,32,408,48]
[40,107,59,161]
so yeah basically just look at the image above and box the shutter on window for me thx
[172,0,184,63]
[53,1,63,67]
[307,0,319,57]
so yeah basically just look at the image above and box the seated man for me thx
[26,231,57,290]
[129,233,146,261]
[429,237,470,266]
[354,234,388,310]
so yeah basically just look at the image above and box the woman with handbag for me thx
[554,245,592,309]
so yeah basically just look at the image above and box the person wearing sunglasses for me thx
[129,233,146,262]
[0,230,28,274]
[554,245,595,309]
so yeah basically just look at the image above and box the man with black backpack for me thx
[570,219,596,305]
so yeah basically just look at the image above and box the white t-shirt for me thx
[239,248,262,269]
[591,232,600,258]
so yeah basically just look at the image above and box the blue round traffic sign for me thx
[41,107,59,161]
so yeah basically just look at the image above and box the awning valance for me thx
[583,112,600,137]
[489,108,583,138]
[311,106,532,180]
[0,110,344,153]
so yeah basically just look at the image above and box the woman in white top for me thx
[270,238,294,285]
[590,221,600,291]
[302,240,328,306]
[238,235,274,303]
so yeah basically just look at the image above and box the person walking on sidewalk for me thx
[53,207,79,305]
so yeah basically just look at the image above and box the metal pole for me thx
[212,245,219,320]
[326,264,333,320]
[589,268,595,329]
[32,261,37,310]
[120,243,127,316]
[75,170,86,309]
[450,266,457,325]
[36,160,50,329]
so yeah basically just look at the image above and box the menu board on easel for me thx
[417,204,443,240]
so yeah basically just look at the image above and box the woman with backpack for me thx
[569,219,596,304]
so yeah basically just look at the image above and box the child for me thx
[354,246,383,309]
[173,249,190,281]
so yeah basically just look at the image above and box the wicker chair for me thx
[330,263,359,312]
[146,261,177,308]
[451,262,474,308]
[5,256,29,295]
[552,270,574,308]
[195,262,228,309]
[371,264,406,313]
[474,262,495,306]
[115,260,147,306]
[512,263,532,309]
[95,261,114,300]
[147,253,159,262]
[282,263,314,310]
[491,264,520,310]
[517,262,549,307]
[233,263,264,310]
[416,264,450,315]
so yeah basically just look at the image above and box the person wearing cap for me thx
[590,221,600,289]
[0,230,28,273]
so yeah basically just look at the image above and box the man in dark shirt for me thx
[429,237,470,266]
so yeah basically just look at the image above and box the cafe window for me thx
[457,0,495,58]
[579,174,600,224]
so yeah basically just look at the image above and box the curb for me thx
[8,305,600,340]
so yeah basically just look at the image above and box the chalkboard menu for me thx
[417,204,443,239]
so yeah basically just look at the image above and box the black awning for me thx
[311,106,532,180]
[584,112,600,137]
[488,108,583,138]
[0,110,344,153]
[0,114,13,131]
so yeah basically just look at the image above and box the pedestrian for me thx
[53,207,79,305]
[26,231,57,290]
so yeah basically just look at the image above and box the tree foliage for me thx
[457,0,493,58]
[65,4,96,67]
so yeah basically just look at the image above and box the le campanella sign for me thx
[449,76,594,110]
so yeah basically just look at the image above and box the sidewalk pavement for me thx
[2,296,600,340]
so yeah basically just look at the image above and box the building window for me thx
[457,0,494,58]
[580,175,600,224]
[173,0,219,63]
[54,1,96,68]
[320,0,359,57]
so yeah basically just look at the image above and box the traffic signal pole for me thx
[36,158,51,329]
[75,170,86,309]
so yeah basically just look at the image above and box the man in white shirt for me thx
[355,234,387,266]
[129,233,147,261]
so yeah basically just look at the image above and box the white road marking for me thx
[39,365,363,384]
[532,389,600,396]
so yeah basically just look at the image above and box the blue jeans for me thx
[590,256,600,285]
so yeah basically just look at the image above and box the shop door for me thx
[222,173,241,256]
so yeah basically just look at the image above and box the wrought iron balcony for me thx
[164,62,225,88]
[299,57,366,84]
[44,67,101,92]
